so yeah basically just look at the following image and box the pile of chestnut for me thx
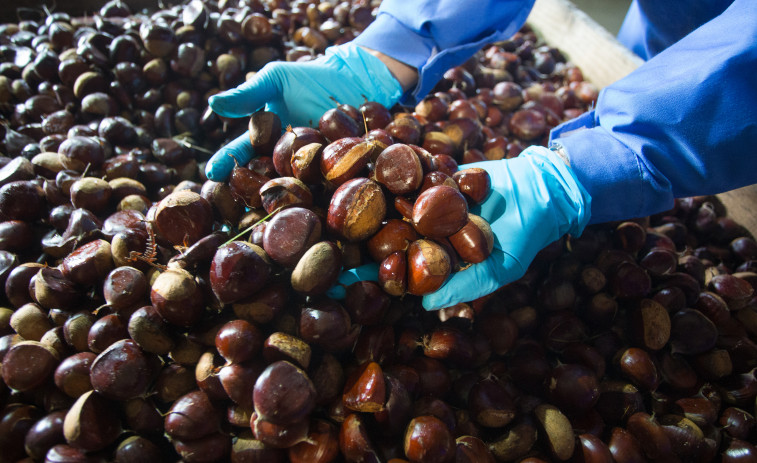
[0,0,756,462]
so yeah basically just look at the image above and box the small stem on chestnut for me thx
[175,136,214,155]
[222,206,283,246]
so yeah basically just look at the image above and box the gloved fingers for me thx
[208,63,283,118]
[421,249,525,311]
[204,131,255,181]
[325,263,379,299]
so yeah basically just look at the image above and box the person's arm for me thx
[205,1,537,181]
[353,0,535,104]
[552,0,757,224]
[617,0,732,60]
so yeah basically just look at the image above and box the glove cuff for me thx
[325,43,404,109]
[523,146,593,238]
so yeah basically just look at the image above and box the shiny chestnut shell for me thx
[412,185,469,238]
[209,241,271,304]
[407,239,452,296]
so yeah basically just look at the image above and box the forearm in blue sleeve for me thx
[352,0,535,104]
[554,0,757,224]
[617,0,732,60]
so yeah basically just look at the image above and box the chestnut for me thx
[0,180,46,222]
[229,164,269,209]
[259,177,313,213]
[508,108,546,140]
[60,239,113,287]
[63,390,122,451]
[127,305,175,356]
[319,107,362,141]
[291,142,325,184]
[404,415,455,463]
[289,419,340,463]
[327,177,386,242]
[407,239,452,296]
[272,126,326,177]
[386,114,422,145]
[448,214,494,264]
[367,219,419,262]
[263,332,312,369]
[2,341,59,392]
[249,111,282,156]
[90,339,158,401]
[534,404,575,461]
[164,390,221,441]
[291,241,342,296]
[253,360,316,425]
[374,144,424,195]
[209,241,271,304]
[321,137,373,186]
[453,168,491,204]
[339,413,381,462]
[150,267,205,328]
[359,101,392,131]
[153,190,213,247]
[412,185,469,239]
[263,206,322,268]
[343,361,386,413]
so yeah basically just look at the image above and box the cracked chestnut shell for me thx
[320,137,373,187]
[327,178,386,242]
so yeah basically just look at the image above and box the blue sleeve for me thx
[352,0,535,104]
[552,0,757,225]
[617,0,732,60]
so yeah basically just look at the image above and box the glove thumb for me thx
[208,64,282,118]
[325,263,379,299]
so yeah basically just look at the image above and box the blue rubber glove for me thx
[328,146,592,310]
[204,43,404,181]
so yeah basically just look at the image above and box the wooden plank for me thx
[714,186,757,238]
[527,0,643,89]
[529,0,757,234]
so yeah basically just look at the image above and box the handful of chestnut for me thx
[227,104,496,300]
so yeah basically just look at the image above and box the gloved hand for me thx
[204,43,404,182]
[327,146,592,310]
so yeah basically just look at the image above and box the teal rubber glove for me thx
[327,146,592,310]
[204,43,403,181]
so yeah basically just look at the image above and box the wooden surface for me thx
[527,0,643,88]
[528,0,757,235]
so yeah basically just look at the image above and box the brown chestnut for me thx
[374,144,424,195]
[412,185,469,238]
[327,177,386,242]
[407,239,452,296]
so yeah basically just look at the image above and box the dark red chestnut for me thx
[210,241,271,304]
